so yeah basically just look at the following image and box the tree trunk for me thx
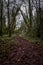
[0,0,3,36]
[28,0,32,29]
[7,0,11,37]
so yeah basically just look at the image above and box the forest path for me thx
[1,36,43,65]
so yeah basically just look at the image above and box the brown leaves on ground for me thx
[0,36,43,65]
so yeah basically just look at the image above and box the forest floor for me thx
[0,36,43,65]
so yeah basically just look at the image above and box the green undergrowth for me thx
[20,35,43,45]
[0,35,19,62]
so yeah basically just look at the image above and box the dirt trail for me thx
[1,36,43,65]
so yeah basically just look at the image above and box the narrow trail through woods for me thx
[1,36,43,65]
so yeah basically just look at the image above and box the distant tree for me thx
[12,7,21,30]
